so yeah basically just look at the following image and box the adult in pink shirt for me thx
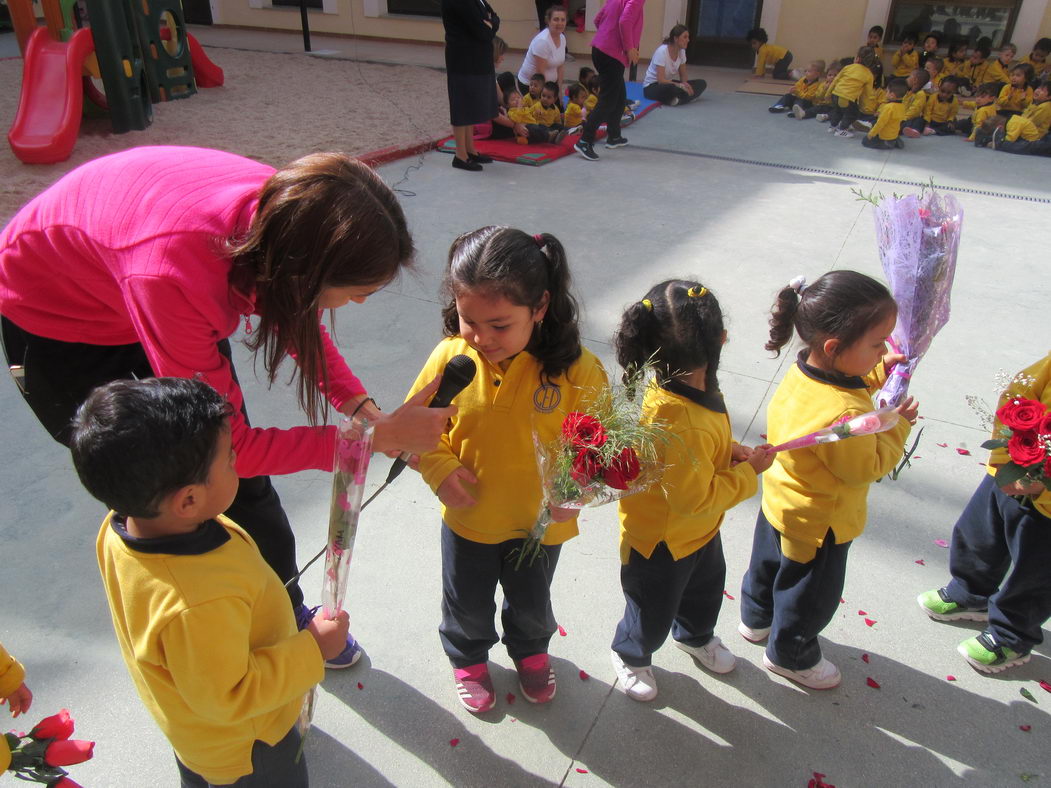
[573,0,646,161]
[0,146,451,668]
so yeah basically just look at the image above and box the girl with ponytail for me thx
[740,270,918,690]
[609,280,773,701]
[406,226,607,713]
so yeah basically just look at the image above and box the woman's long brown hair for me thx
[227,152,414,425]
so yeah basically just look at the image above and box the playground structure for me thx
[7,0,224,164]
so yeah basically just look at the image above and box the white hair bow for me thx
[788,275,808,295]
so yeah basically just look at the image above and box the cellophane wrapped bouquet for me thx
[515,374,668,568]
[866,185,963,407]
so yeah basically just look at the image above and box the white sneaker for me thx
[763,653,841,689]
[676,636,736,674]
[738,621,770,643]
[791,104,806,119]
[611,650,658,701]
[815,113,829,122]
[834,128,855,138]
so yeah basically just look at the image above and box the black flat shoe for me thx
[452,156,483,171]
[468,152,493,164]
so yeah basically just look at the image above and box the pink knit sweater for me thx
[0,146,366,476]
[590,0,646,67]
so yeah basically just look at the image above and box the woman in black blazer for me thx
[442,0,500,171]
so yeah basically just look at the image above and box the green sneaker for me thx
[917,588,988,622]
[958,632,1031,673]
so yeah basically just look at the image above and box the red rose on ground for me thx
[44,739,95,767]
[997,397,1046,431]
[603,447,640,490]
[561,413,607,449]
[29,709,74,741]
[571,448,602,485]
[1007,430,1045,467]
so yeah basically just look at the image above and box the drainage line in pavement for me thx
[629,145,1051,204]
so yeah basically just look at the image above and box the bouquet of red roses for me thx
[514,380,667,568]
[982,396,1051,492]
[3,709,93,787]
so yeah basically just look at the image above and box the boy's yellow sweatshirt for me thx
[618,381,757,563]
[1022,99,1051,137]
[998,84,1033,112]
[564,101,585,127]
[987,351,1051,520]
[508,106,534,124]
[1006,114,1042,141]
[986,59,1012,85]
[902,88,928,120]
[924,95,959,123]
[892,48,919,76]
[585,93,598,111]
[831,63,874,104]
[961,58,990,86]
[532,103,561,126]
[869,99,906,140]
[966,103,998,140]
[1019,54,1050,80]
[791,77,822,101]
[97,513,324,785]
[754,42,789,76]
[408,337,607,546]
[522,92,540,109]
[813,79,835,104]
[760,354,911,563]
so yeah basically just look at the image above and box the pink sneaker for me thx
[902,127,921,138]
[453,663,496,713]
[515,653,556,704]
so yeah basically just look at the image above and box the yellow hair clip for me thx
[641,299,653,311]
[687,286,708,298]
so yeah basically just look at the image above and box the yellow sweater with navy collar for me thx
[409,337,608,545]
[761,353,911,563]
[619,380,757,563]
[96,513,324,785]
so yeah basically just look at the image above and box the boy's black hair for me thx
[922,31,941,47]
[587,74,601,92]
[766,271,896,360]
[948,39,967,57]
[542,80,560,97]
[974,43,991,59]
[868,25,884,37]
[70,378,232,518]
[939,76,958,90]
[1035,38,1051,53]
[567,82,588,102]
[975,81,1001,97]
[901,33,917,45]
[745,27,768,44]
[615,280,724,393]
[497,71,518,101]
[839,56,855,68]
[1011,63,1035,81]
[976,36,993,51]
[530,72,545,83]
[442,227,582,382]
[886,78,909,97]
[1037,80,1051,95]
[578,66,595,83]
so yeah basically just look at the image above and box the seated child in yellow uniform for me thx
[862,78,907,149]
[958,44,992,95]
[997,65,1034,116]
[770,60,824,113]
[72,378,348,788]
[806,61,842,121]
[892,34,919,77]
[923,56,943,92]
[585,74,600,113]
[515,81,569,145]
[957,82,1002,141]
[923,78,960,135]
[522,73,545,110]
[977,112,1041,149]
[563,83,588,131]
[747,26,792,79]
[917,32,941,70]
[1021,80,1051,137]
[986,43,1017,88]
[1019,38,1051,85]
[940,41,969,90]
[827,46,877,136]
[901,69,931,136]
[866,26,885,86]
[991,82,1051,155]
[855,82,886,128]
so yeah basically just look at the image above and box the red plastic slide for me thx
[8,27,95,164]
[186,32,223,88]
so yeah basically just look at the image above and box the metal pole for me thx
[299,0,311,52]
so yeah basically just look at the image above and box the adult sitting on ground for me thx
[518,4,568,96]
[643,25,707,105]
[0,145,451,669]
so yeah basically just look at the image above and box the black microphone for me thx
[384,354,476,485]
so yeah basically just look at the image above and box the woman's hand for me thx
[680,81,694,95]
[437,466,478,508]
[514,122,528,137]
[894,395,919,425]
[371,376,455,455]
[340,393,382,423]
[627,47,640,64]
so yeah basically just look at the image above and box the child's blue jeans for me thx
[177,725,307,787]
[943,474,1051,654]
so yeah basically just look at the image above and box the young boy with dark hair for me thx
[827,46,878,137]
[957,81,1001,141]
[958,44,992,95]
[862,78,907,149]
[1020,38,1051,84]
[892,34,919,77]
[523,73,545,109]
[747,27,793,79]
[976,112,1041,149]
[923,77,960,135]
[901,68,930,137]
[72,377,349,787]
[917,32,941,70]
[866,25,885,85]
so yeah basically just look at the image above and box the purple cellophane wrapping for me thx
[872,190,963,407]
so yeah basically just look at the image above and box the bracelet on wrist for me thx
[350,396,378,419]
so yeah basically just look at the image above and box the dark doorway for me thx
[183,0,213,25]
[685,0,762,68]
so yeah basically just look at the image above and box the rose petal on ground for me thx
[760,433,767,439]
[936,442,948,448]
[1019,725,1032,732]
[858,610,867,616]
[912,455,922,459]
[935,539,949,548]
[956,448,971,456]
[449,738,460,747]
[862,653,870,663]
[946,675,957,681]
[1039,680,1051,693]
[356,682,364,690]
[840,598,845,604]
[723,589,736,600]
[558,625,567,637]
[579,670,589,680]
[915,559,926,565]
[865,618,877,627]
[576,768,589,774]
[866,677,881,689]
[506,692,516,705]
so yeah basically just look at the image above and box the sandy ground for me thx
[1,46,451,223]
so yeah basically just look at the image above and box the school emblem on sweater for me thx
[534,382,561,413]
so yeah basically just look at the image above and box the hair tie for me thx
[533,233,545,248]
[641,299,653,312]
[788,275,808,295]
[687,286,708,298]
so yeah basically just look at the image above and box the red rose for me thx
[561,413,607,449]
[1007,430,1046,467]
[1038,411,1051,437]
[44,739,94,767]
[1044,455,1051,478]
[29,709,74,741]
[603,447,641,490]
[997,397,1046,432]
[570,448,602,486]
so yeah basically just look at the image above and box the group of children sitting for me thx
[762,28,1051,155]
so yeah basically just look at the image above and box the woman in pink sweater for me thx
[573,0,646,161]
[0,146,451,668]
